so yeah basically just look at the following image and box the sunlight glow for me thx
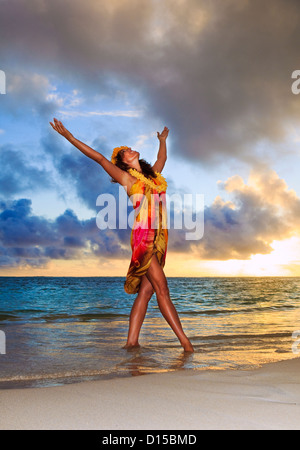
[195,237,300,277]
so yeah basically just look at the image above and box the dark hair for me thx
[110,152,157,183]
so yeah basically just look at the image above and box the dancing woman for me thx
[50,118,194,352]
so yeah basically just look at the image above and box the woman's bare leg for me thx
[146,254,194,352]
[123,275,154,348]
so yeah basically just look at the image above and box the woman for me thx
[50,118,194,353]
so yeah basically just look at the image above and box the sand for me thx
[1,357,300,430]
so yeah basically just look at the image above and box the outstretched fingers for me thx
[49,118,66,135]
[157,126,169,140]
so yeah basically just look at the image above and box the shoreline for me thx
[1,357,300,430]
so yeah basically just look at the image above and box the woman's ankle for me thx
[123,341,140,349]
[180,336,194,353]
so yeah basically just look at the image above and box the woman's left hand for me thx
[157,126,169,141]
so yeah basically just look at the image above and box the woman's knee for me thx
[155,282,169,299]
[146,255,169,295]
[138,275,154,301]
[138,285,154,301]
[147,273,169,298]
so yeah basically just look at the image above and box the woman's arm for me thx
[49,118,131,186]
[152,126,169,173]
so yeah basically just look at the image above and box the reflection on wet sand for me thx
[117,346,194,377]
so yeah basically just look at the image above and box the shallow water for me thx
[0,276,299,388]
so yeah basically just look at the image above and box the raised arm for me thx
[152,126,169,173]
[49,118,130,186]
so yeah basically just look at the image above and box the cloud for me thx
[1,0,300,271]
[0,144,52,196]
[196,168,300,260]
[3,71,61,118]
[1,0,300,164]
[1,168,299,268]
[0,197,130,268]
[40,133,115,210]
[161,167,300,261]
[58,110,142,118]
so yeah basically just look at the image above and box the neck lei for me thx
[128,168,168,193]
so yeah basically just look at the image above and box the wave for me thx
[35,312,129,322]
[0,313,19,321]
[1,302,298,323]
[179,304,297,316]
[0,368,119,385]
[189,331,292,342]
[0,311,129,323]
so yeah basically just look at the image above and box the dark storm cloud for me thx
[1,0,300,164]
[0,197,130,267]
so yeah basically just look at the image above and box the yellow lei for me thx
[128,168,168,193]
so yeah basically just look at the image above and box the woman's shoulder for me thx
[122,171,141,196]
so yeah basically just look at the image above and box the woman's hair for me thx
[110,152,157,183]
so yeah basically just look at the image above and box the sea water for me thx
[0,276,299,388]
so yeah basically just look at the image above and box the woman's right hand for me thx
[49,118,74,141]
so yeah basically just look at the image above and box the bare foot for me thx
[181,339,194,353]
[122,343,141,350]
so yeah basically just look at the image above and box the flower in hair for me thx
[111,146,130,165]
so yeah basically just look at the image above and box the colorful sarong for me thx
[124,175,168,294]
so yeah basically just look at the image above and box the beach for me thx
[1,277,300,430]
[1,357,300,430]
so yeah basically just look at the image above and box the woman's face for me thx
[120,147,139,166]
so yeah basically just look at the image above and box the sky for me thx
[0,0,300,277]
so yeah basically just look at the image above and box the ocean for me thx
[0,276,299,389]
